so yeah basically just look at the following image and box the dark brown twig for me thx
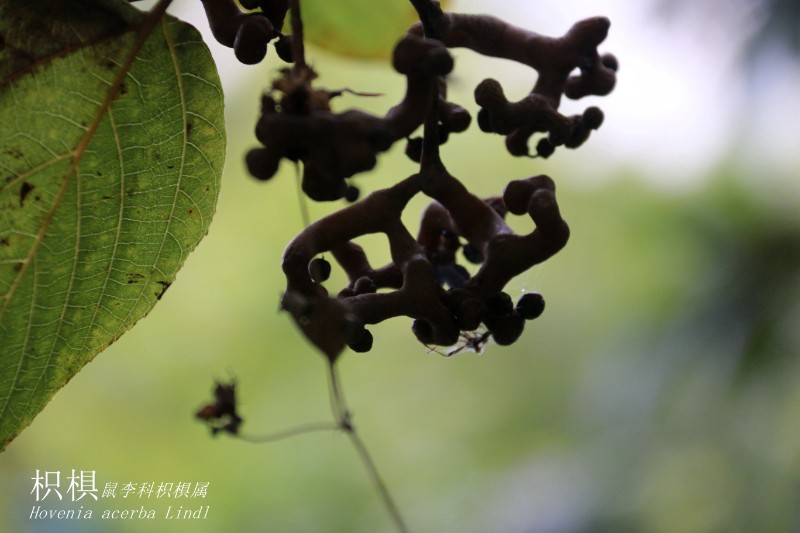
[408,0,445,39]
[288,0,306,72]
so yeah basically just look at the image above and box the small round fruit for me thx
[348,329,373,353]
[517,292,545,320]
[308,257,331,283]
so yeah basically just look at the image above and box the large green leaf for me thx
[0,1,225,450]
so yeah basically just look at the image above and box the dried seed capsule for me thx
[274,34,294,63]
[487,312,525,346]
[582,106,604,130]
[565,116,588,148]
[474,78,505,107]
[536,138,555,158]
[308,257,331,283]
[245,147,280,180]
[344,185,360,203]
[505,130,531,157]
[441,104,471,133]
[412,319,435,345]
[234,15,273,65]
[516,292,545,320]
[348,328,374,353]
[462,243,484,264]
[601,53,619,72]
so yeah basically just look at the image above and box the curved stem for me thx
[326,361,408,532]
[326,361,349,424]
[347,430,409,533]
[409,0,444,173]
[408,0,444,39]
[294,163,310,228]
[237,422,339,443]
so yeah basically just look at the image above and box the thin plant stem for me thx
[326,362,409,532]
[237,422,339,443]
[326,361,348,425]
[346,430,409,533]
[294,163,310,228]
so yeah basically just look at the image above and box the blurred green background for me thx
[2,0,799,531]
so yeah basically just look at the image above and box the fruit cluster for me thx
[199,1,617,360]
[281,169,568,361]
[413,14,618,158]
